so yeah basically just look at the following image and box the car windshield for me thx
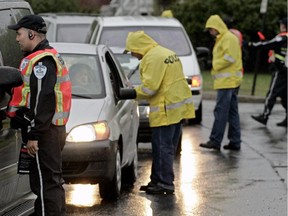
[114,53,141,85]
[57,24,92,43]
[60,54,105,99]
[99,26,192,56]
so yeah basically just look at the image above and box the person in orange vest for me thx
[249,18,287,127]
[7,15,71,215]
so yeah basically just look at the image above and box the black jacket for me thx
[23,39,58,140]
[251,33,287,72]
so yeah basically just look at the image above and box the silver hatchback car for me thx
[51,43,139,200]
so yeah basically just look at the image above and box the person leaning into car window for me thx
[125,31,195,195]
[7,15,71,216]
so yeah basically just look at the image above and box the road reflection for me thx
[64,126,202,215]
[65,184,100,207]
[179,131,199,214]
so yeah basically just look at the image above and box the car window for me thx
[105,51,127,101]
[114,53,141,85]
[57,24,92,43]
[60,53,105,98]
[99,26,192,56]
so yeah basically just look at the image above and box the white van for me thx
[87,16,203,123]
[0,1,34,215]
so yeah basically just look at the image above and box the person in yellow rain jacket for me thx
[200,14,243,151]
[125,30,195,194]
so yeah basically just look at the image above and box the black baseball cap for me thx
[8,15,47,34]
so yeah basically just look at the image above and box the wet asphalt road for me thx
[64,100,287,216]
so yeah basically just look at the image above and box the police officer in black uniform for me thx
[250,18,287,127]
[7,15,71,215]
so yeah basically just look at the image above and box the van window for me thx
[99,26,192,56]
[0,8,31,68]
[57,24,92,43]
[12,8,32,20]
[0,9,19,67]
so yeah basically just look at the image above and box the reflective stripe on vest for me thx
[275,53,285,61]
[150,97,194,113]
[212,71,243,80]
[224,54,235,63]
[7,49,71,125]
[141,86,157,96]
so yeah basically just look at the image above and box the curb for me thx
[203,91,265,103]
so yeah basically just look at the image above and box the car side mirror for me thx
[0,66,23,88]
[119,88,136,100]
[195,47,209,59]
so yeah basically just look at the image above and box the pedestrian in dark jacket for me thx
[250,18,287,127]
[7,15,72,215]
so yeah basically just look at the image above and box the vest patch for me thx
[33,62,47,79]
[20,58,29,71]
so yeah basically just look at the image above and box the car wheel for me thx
[188,101,202,125]
[99,147,121,200]
[122,146,138,187]
[176,132,182,156]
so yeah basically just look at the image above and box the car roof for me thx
[50,42,103,55]
[96,16,182,27]
[40,13,97,24]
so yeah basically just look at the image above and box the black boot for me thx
[251,114,268,125]
[276,117,287,127]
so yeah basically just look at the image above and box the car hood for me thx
[66,99,104,132]
[179,55,201,77]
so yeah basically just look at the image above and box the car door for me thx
[0,71,31,213]
[102,47,138,165]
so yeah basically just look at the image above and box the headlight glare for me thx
[66,121,110,142]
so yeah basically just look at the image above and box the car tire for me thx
[122,146,138,187]
[99,147,121,200]
[188,101,202,125]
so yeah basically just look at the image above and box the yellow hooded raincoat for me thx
[125,31,195,127]
[205,15,243,89]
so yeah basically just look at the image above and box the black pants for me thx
[263,68,287,118]
[29,125,66,216]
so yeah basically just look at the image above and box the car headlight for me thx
[66,121,110,142]
[186,75,202,88]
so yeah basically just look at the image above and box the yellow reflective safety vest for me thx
[206,15,243,89]
[125,31,195,127]
[7,48,71,125]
